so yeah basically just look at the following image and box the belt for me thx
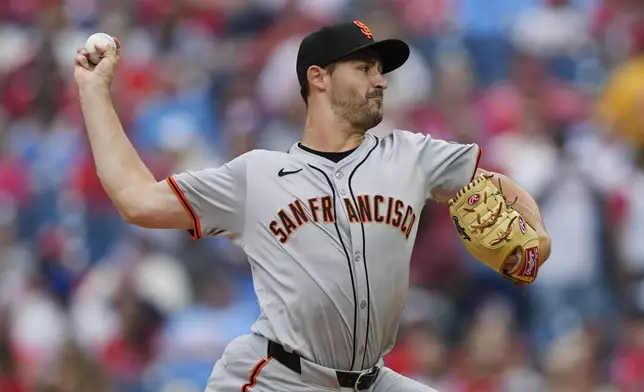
[267,340,380,391]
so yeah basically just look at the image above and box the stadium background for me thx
[2,0,644,391]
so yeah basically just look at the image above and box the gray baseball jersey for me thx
[166,130,480,372]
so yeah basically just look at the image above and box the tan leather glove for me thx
[448,174,541,284]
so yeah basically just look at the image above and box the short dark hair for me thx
[300,62,337,106]
[300,50,384,106]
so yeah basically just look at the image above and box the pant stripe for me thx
[241,357,272,392]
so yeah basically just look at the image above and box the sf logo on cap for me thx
[353,21,373,39]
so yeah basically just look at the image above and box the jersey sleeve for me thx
[165,152,250,240]
[398,130,481,202]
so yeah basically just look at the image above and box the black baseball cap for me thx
[296,21,410,89]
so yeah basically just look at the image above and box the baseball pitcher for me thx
[73,21,551,392]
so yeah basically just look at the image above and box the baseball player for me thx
[73,21,551,392]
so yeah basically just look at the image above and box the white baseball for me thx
[84,33,117,65]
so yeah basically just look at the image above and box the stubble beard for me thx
[330,87,383,131]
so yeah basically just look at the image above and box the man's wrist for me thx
[78,83,111,98]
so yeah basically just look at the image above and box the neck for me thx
[301,107,366,152]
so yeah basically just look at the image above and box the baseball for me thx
[84,33,116,65]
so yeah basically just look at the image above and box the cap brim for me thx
[333,39,410,75]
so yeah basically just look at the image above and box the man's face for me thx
[326,51,387,131]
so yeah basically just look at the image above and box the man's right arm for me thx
[79,84,248,238]
[76,41,247,238]
[114,181,192,228]
[74,38,186,230]
[78,83,194,230]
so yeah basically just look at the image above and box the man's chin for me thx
[362,115,383,131]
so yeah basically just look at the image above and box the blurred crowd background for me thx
[4,0,644,391]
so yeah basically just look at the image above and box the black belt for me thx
[267,340,379,391]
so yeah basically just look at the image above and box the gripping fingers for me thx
[94,43,117,57]
[113,37,122,61]
[75,47,91,69]
[94,43,108,55]
[75,53,91,70]
[94,38,121,59]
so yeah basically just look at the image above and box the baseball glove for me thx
[448,174,541,285]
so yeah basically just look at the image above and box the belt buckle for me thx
[353,367,377,391]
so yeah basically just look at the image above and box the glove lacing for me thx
[462,175,518,246]
[456,175,528,289]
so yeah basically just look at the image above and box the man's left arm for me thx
[401,130,552,266]
[474,167,552,265]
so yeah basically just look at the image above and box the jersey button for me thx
[358,347,365,355]
[335,171,343,179]
[340,189,347,195]
[360,300,367,309]
[354,253,362,262]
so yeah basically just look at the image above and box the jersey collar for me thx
[287,134,378,169]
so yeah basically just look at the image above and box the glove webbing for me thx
[461,175,519,246]
[459,175,527,290]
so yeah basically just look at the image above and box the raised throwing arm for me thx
[73,38,192,229]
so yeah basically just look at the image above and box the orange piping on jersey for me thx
[165,176,203,240]
[470,146,482,182]
[241,357,272,392]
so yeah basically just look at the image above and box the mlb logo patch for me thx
[520,247,539,278]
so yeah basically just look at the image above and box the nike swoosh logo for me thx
[278,168,303,177]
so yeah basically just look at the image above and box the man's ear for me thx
[307,65,327,93]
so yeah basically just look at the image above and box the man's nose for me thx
[373,72,387,90]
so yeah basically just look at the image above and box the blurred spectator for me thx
[457,0,530,85]
[0,194,34,309]
[611,306,644,392]
[543,329,618,392]
[596,39,644,148]
[0,310,25,392]
[385,288,456,377]
[618,146,644,278]
[478,51,586,138]
[0,114,30,210]
[1,0,643,390]
[47,340,110,392]
[388,320,452,391]
[9,285,68,389]
[145,267,258,392]
[512,0,589,59]
[219,75,264,158]
[449,298,542,392]
[131,52,223,164]
[592,0,644,68]
[486,110,615,350]
[99,278,164,392]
